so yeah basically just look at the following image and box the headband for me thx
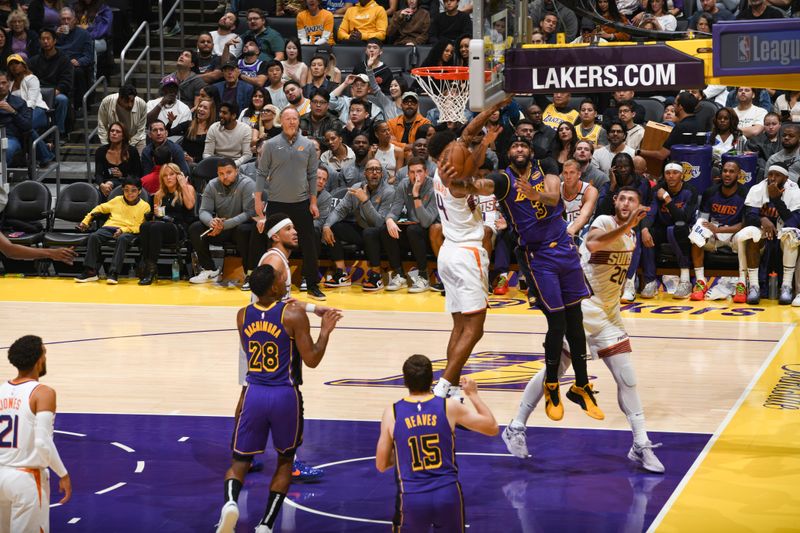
[664,163,683,173]
[768,165,789,177]
[267,218,293,239]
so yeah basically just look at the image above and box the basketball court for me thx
[0,274,798,531]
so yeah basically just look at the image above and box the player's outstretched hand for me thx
[460,377,478,397]
[48,247,77,264]
[626,206,649,228]
[313,304,342,318]
[483,124,503,145]
[320,308,343,334]
[439,161,459,183]
[58,474,72,504]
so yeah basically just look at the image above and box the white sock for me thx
[433,378,451,398]
[512,349,571,428]
[603,353,649,445]
[783,267,796,288]
[738,269,747,284]
[694,268,705,282]
[680,268,690,283]
[748,268,760,287]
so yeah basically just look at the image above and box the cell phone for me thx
[200,228,213,238]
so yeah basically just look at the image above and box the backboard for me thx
[469,0,527,111]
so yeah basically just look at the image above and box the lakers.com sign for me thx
[714,19,800,77]
[504,44,704,94]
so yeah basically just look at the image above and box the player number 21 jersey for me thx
[0,380,43,469]
[579,215,636,306]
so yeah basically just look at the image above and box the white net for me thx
[412,72,470,124]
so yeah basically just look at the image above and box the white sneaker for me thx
[446,386,464,403]
[502,422,530,458]
[215,501,239,533]
[621,278,636,302]
[640,280,658,299]
[386,272,408,291]
[408,276,430,293]
[793,294,800,307]
[254,524,273,533]
[628,441,665,474]
[190,268,220,284]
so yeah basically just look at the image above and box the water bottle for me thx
[768,272,779,300]
[171,259,180,281]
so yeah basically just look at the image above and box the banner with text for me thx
[504,44,705,94]
[713,19,800,77]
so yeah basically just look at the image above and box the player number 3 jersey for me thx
[579,215,636,306]
[0,380,44,469]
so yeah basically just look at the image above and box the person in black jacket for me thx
[428,0,471,44]
[27,28,72,135]
[0,69,32,165]
[352,39,394,95]
[94,121,144,197]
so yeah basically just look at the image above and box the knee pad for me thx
[737,225,763,244]
[779,227,800,250]
[607,355,637,388]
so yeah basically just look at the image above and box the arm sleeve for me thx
[97,98,110,145]
[338,12,352,40]
[307,142,319,198]
[198,187,215,226]
[415,194,439,227]
[488,172,510,201]
[34,411,68,478]
[94,146,107,184]
[256,142,271,194]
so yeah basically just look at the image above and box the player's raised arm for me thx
[284,304,342,368]
[447,378,499,436]
[375,405,396,472]
[460,96,513,145]
[30,385,72,503]
[585,199,649,253]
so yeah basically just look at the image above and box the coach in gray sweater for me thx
[254,107,326,299]
[188,158,256,283]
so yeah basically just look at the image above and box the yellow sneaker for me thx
[543,381,564,421]
[566,383,605,420]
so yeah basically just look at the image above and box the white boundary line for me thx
[54,430,86,437]
[110,442,135,453]
[135,461,145,473]
[94,482,126,495]
[646,324,796,533]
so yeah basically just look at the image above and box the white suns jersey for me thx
[433,171,484,244]
[479,194,500,230]
[0,380,44,468]
[579,215,636,306]
[251,248,292,303]
[562,181,590,224]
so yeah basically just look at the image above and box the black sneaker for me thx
[106,272,118,285]
[324,269,351,288]
[429,282,444,292]
[75,269,98,283]
[362,271,384,292]
[307,285,327,301]
[241,275,250,291]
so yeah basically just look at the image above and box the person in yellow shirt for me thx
[297,0,335,45]
[337,0,388,42]
[542,92,579,131]
[75,177,151,284]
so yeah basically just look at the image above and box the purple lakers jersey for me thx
[240,302,301,387]
[491,163,568,249]
[393,395,457,494]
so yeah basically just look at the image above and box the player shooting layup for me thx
[0,335,72,532]
[425,97,510,400]
[502,186,665,473]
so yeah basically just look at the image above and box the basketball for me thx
[446,141,479,179]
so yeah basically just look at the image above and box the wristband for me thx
[305,303,316,313]
[413,195,420,200]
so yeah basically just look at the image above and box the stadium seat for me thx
[43,183,101,249]
[266,16,297,41]
[412,45,432,68]
[417,95,437,117]
[332,46,366,74]
[381,46,415,74]
[634,98,666,123]
[1,181,52,246]
[191,156,226,194]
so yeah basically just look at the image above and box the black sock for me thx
[565,305,589,387]
[542,309,566,383]
[261,491,286,528]
[224,478,242,504]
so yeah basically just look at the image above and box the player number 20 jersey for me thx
[579,215,636,306]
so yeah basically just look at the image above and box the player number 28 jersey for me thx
[433,171,485,244]
[240,301,302,387]
[0,380,44,469]
[579,215,636,306]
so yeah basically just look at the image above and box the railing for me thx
[31,126,61,194]
[121,21,152,99]
[0,127,7,186]
[159,0,185,79]
[82,76,108,177]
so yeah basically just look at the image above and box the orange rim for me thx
[411,66,491,82]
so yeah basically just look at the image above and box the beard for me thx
[39,362,47,377]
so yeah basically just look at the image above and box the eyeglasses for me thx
[365,168,382,173]
[312,100,327,105]
[247,17,262,21]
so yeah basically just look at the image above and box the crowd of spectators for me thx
[1,0,799,307]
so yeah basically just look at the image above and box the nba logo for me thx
[738,36,752,62]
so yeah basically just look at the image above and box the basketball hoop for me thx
[411,67,490,124]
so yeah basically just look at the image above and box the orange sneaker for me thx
[732,281,747,304]
[689,279,708,301]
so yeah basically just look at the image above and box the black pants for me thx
[189,221,253,271]
[139,221,180,264]
[384,223,430,275]
[261,200,320,286]
[326,222,383,268]
[84,227,138,274]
